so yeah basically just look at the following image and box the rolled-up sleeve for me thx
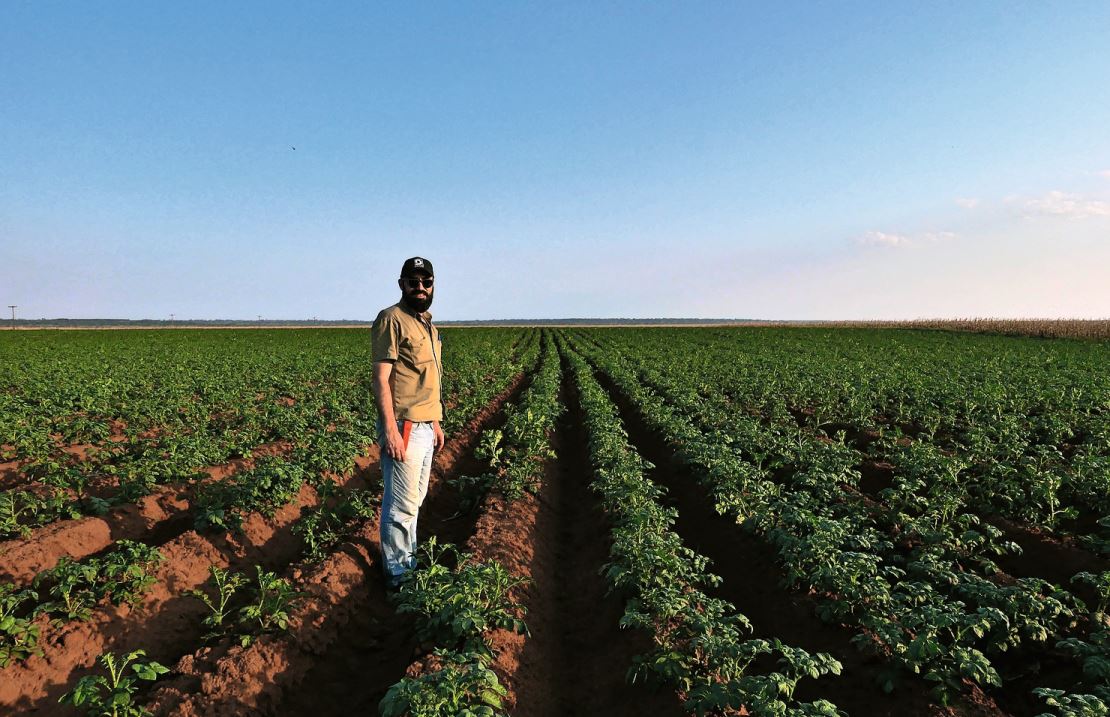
[371,312,401,362]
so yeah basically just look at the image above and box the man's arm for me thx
[373,361,407,462]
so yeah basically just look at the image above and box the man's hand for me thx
[432,421,445,451]
[385,424,406,463]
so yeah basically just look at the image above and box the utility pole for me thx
[7,305,16,330]
[170,313,175,325]
[257,314,262,322]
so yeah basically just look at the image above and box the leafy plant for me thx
[188,565,248,639]
[99,541,165,606]
[0,583,42,666]
[35,556,102,622]
[194,456,306,531]
[1033,687,1109,717]
[293,488,379,562]
[58,649,169,717]
[0,487,81,540]
[393,538,528,657]
[237,566,305,645]
[34,540,163,623]
[1074,571,1110,622]
[378,649,508,717]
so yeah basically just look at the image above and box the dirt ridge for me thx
[480,368,685,717]
[0,441,294,585]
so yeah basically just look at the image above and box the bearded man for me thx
[371,256,444,590]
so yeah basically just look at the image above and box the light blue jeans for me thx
[379,419,435,581]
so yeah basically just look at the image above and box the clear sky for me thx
[2,2,1109,320]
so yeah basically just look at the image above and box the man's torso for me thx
[371,303,442,422]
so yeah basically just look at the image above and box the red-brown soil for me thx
[857,458,896,494]
[0,457,27,490]
[594,369,1009,717]
[0,441,293,584]
[0,453,373,716]
[141,374,527,716]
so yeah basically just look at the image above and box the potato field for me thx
[1,327,1107,717]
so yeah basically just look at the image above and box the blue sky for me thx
[2,2,1109,320]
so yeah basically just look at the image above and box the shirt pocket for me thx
[401,335,435,365]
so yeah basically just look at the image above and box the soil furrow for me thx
[143,374,527,717]
[0,458,27,490]
[483,368,684,717]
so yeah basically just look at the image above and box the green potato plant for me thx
[58,649,169,717]
[378,649,508,717]
[0,583,42,667]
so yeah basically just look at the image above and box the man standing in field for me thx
[371,257,444,590]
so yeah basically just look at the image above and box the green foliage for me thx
[560,336,843,716]
[1074,571,1110,621]
[0,487,81,540]
[194,456,306,531]
[378,649,508,717]
[293,488,379,562]
[0,327,529,538]
[33,540,163,623]
[58,649,169,717]
[393,539,528,657]
[186,564,305,646]
[0,583,42,666]
[1033,688,1109,717]
[187,565,249,639]
[564,326,1109,704]
[450,335,562,508]
[236,566,305,645]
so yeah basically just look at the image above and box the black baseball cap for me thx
[400,257,434,277]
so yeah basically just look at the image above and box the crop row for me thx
[381,331,563,715]
[565,329,1109,714]
[1,329,535,542]
[132,335,536,716]
[1,328,536,715]
[558,335,846,716]
[584,327,1109,540]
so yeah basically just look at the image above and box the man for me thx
[371,256,445,590]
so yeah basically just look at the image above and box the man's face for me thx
[399,272,434,312]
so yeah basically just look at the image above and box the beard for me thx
[402,290,433,313]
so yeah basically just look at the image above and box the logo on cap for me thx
[414,258,424,267]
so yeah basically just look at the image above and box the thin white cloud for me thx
[955,197,980,209]
[854,230,956,249]
[1022,190,1110,219]
[856,231,911,247]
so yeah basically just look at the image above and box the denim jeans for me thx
[378,419,435,581]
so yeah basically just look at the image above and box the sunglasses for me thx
[402,277,434,289]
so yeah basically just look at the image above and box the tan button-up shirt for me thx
[371,302,443,422]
